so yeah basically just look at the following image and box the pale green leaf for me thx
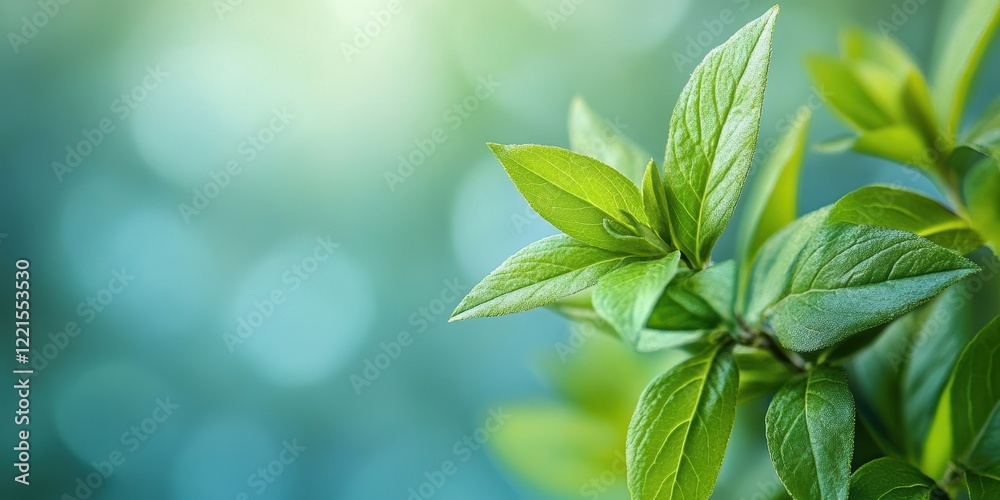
[488,143,658,254]
[852,125,931,170]
[737,106,810,271]
[626,344,738,499]
[767,223,978,352]
[663,6,778,269]
[451,235,630,321]
[931,0,1000,137]
[766,366,854,500]
[830,185,982,254]
[569,96,651,185]
[642,159,672,245]
[965,94,1000,159]
[805,55,893,131]
[848,458,937,499]
[951,315,1000,475]
[594,252,681,341]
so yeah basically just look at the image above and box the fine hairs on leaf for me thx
[451,2,1000,498]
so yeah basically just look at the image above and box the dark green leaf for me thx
[967,472,1000,500]
[830,185,982,254]
[734,345,794,404]
[663,6,778,269]
[594,252,681,341]
[488,143,658,254]
[848,458,937,499]
[451,235,630,321]
[951,315,1000,475]
[767,223,978,352]
[626,344,738,499]
[569,96,651,185]
[766,366,854,499]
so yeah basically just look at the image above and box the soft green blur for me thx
[1,0,997,499]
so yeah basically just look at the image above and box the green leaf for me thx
[593,252,681,341]
[734,345,794,404]
[848,458,937,499]
[965,94,1000,159]
[686,259,737,324]
[804,55,893,131]
[849,288,972,461]
[766,366,854,499]
[488,143,658,254]
[737,106,810,274]
[767,223,979,352]
[569,96,651,185]
[743,206,831,324]
[450,235,630,321]
[930,0,1000,137]
[830,185,982,254]
[852,125,933,171]
[642,160,672,245]
[967,472,1000,500]
[646,269,722,333]
[964,158,1000,253]
[626,344,738,499]
[662,6,778,269]
[951,315,1000,475]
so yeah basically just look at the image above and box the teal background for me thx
[1,0,997,499]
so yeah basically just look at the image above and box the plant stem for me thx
[938,462,966,497]
[734,316,808,372]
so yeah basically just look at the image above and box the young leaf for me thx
[734,346,795,404]
[766,366,854,500]
[950,315,1000,475]
[767,223,979,352]
[737,106,810,272]
[593,252,681,341]
[804,55,892,131]
[967,472,1000,500]
[663,6,778,269]
[450,235,630,321]
[686,259,736,324]
[641,160,672,245]
[626,344,738,499]
[488,144,658,254]
[646,269,722,333]
[964,158,1000,253]
[569,96,652,185]
[930,0,1000,137]
[743,206,831,324]
[848,458,938,499]
[830,185,983,254]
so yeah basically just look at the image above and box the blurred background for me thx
[1,0,998,498]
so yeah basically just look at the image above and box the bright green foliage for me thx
[452,3,1000,498]
[849,458,939,499]
[626,344,737,500]
[663,6,777,269]
[766,366,854,499]
[830,185,982,254]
